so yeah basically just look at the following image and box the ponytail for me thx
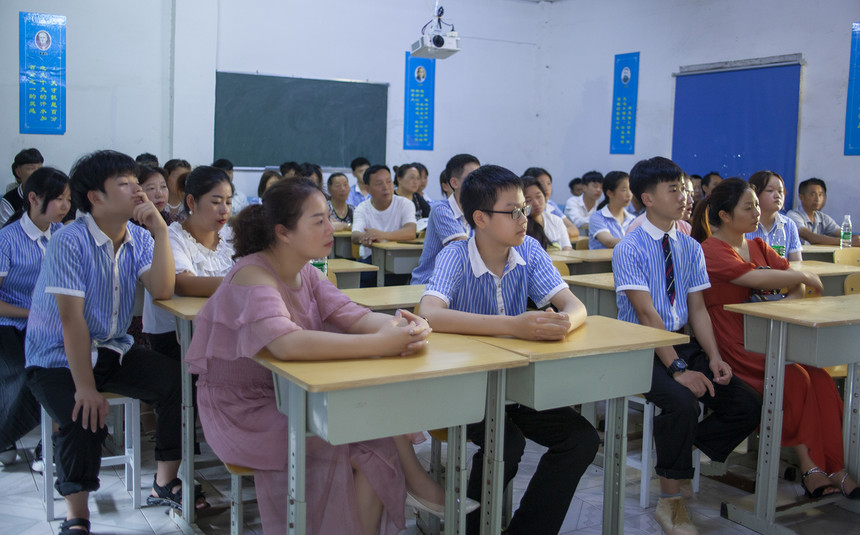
[690,196,711,243]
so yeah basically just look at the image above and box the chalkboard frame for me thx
[214,72,388,168]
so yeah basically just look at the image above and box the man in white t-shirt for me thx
[352,164,417,286]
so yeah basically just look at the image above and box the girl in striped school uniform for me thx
[0,167,70,469]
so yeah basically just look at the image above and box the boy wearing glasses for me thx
[419,165,599,535]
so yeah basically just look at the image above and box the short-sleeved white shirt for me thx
[542,211,572,250]
[352,196,417,258]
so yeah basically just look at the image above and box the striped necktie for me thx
[662,233,675,306]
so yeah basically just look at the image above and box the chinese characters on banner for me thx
[403,52,435,151]
[845,23,860,155]
[610,52,639,154]
[20,12,66,135]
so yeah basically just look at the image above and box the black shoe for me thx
[31,440,44,473]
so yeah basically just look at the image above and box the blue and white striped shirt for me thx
[612,217,710,332]
[745,212,802,258]
[588,206,636,250]
[25,213,155,369]
[411,195,471,285]
[424,235,567,315]
[0,213,62,330]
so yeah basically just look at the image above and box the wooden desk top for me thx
[724,294,860,327]
[548,252,583,264]
[371,241,424,251]
[333,230,353,238]
[400,237,425,245]
[252,332,527,392]
[154,296,207,321]
[469,315,687,363]
[788,260,860,277]
[552,249,614,262]
[802,244,840,254]
[341,285,426,310]
[328,258,379,273]
[562,273,615,290]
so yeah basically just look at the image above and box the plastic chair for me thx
[833,248,860,265]
[42,393,141,520]
[552,260,570,277]
[627,395,701,509]
[844,272,860,294]
[575,237,589,250]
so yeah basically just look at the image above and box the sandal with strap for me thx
[59,517,90,534]
[146,476,209,511]
[831,470,860,500]
[801,467,838,498]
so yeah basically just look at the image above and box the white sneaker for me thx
[30,441,44,473]
[0,445,16,466]
[654,496,698,535]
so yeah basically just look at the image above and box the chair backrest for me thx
[351,243,361,259]
[833,248,860,265]
[575,238,589,250]
[552,260,570,277]
[327,269,337,286]
[844,272,860,295]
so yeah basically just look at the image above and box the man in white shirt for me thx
[352,164,417,286]
[564,171,604,232]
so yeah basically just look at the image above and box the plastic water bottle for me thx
[841,215,853,249]
[770,222,787,257]
[310,257,328,276]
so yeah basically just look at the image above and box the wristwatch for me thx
[667,358,687,377]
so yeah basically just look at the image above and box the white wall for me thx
[0,1,174,177]
[538,0,860,221]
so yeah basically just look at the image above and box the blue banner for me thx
[403,52,435,151]
[20,12,66,135]
[845,23,860,155]
[610,52,639,154]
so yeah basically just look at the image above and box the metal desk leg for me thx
[372,247,385,287]
[480,370,506,535]
[602,396,627,535]
[586,287,599,316]
[281,376,307,535]
[838,362,860,516]
[445,424,468,534]
[723,319,791,533]
[176,317,196,526]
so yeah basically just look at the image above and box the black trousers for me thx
[26,345,181,496]
[465,405,600,535]
[0,326,39,449]
[644,340,761,480]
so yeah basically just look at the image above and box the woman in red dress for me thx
[691,177,859,499]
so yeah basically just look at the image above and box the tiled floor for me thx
[1,406,858,534]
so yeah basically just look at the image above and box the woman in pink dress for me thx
[692,178,859,500]
[185,178,433,534]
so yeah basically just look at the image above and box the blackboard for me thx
[214,72,388,168]
[671,64,801,209]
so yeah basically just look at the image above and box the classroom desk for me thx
[371,241,423,286]
[789,260,860,296]
[332,230,354,259]
[722,295,860,534]
[327,258,378,289]
[551,248,613,274]
[470,316,688,535]
[548,252,583,274]
[153,296,208,528]
[400,236,425,245]
[252,333,528,535]
[801,244,839,262]
[341,284,426,314]
[563,273,617,317]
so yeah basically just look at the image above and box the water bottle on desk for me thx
[841,215,852,248]
[770,222,787,257]
[310,257,328,276]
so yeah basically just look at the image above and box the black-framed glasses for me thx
[480,205,531,220]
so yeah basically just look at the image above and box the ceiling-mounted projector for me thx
[411,4,459,59]
[411,31,460,59]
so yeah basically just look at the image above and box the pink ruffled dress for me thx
[186,254,406,534]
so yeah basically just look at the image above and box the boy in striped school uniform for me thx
[419,165,599,535]
[410,153,478,285]
[24,150,203,535]
[611,157,760,535]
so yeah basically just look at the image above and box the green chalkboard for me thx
[214,72,388,167]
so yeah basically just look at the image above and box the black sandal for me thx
[146,476,208,511]
[801,467,837,498]
[831,470,860,500]
[59,517,90,534]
